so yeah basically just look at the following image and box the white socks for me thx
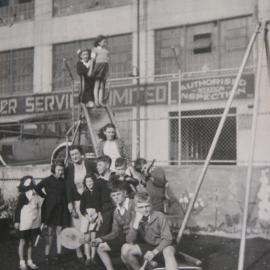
[19,260,26,266]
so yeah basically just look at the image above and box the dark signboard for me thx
[108,83,168,107]
[0,74,254,117]
[0,92,77,116]
[171,73,254,103]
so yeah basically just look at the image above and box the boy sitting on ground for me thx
[122,192,178,270]
[90,180,135,270]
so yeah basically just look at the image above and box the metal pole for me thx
[136,0,141,158]
[176,23,261,244]
[172,47,182,165]
[264,22,270,81]
[63,58,75,134]
[237,23,264,270]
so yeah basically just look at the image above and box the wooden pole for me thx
[176,23,261,244]
[237,22,264,270]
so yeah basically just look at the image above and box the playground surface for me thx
[0,234,270,270]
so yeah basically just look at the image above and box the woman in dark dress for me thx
[36,161,70,264]
[76,49,95,108]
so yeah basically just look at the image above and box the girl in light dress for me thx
[97,123,128,171]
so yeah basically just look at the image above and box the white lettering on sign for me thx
[0,99,17,115]
[25,94,72,113]
[44,96,54,111]
[36,96,44,112]
[156,85,167,103]
[110,84,168,107]
[25,97,35,113]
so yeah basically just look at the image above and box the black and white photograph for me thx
[0,0,270,269]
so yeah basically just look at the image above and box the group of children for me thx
[77,35,109,108]
[14,150,177,270]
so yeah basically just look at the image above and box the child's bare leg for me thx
[121,243,141,270]
[94,80,100,106]
[163,246,178,270]
[97,243,114,270]
[98,82,105,105]
[27,241,33,261]
[19,239,25,260]
[45,226,53,257]
[26,241,38,269]
[19,239,26,268]
[90,232,96,260]
[76,247,83,259]
[56,226,62,255]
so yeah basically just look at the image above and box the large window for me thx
[53,0,132,17]
[155,27,184,75]
[155,16,253,74]
[52,34,132,91]
[0,48,34,95]
[0,0,34,26]
[220,17,253,68]
[169,108,237,165]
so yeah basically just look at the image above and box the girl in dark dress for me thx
[36,161,70,264]
[76,49,95,108]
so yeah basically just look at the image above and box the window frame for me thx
[169,108,237,165]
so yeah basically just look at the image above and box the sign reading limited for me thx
[0,74,254,116]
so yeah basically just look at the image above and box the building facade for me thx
[0,0,269,166]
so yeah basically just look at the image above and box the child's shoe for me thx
[27,260,38,269]
[44,255,51,265]
[19,260,27,270]
[85,258,91,266]
[53,254,63,264]
[86,101,95,108]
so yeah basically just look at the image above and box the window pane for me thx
[0,0,34,25]
[186,23,217,71]
[53,0,132,17]
[169,108,236,165]
[155,27,183,75]
[0,48,33,95]
[220,16,253,68]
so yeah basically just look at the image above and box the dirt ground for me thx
[0,233,270,270]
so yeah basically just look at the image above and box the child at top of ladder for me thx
[91,35,110,107]
[76,48,95,108]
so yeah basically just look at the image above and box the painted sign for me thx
[0,92,77,116]
[171,73,254,103]
[108,83,168,107]
[0,74,254,116]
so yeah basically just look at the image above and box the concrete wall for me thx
[165,165,270,238]
[1,163,270,238]
[0,164,50,200]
